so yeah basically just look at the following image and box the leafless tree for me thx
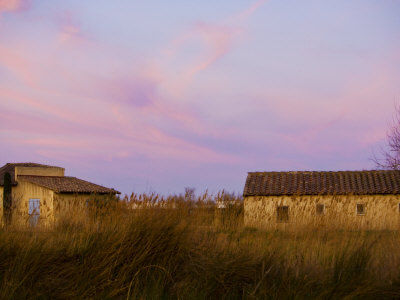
[372,105,400,170]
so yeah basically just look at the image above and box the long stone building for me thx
[0,163,120,226]
[243,170,400,229]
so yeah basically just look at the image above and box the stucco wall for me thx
[1,181,113,227]
[53,193,115,225]
[53,193,90,223]
[11,180,55,226]
[53,193,111,210]
[15,166,64,179]
[244,195,400,230]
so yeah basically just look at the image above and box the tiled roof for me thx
[0,163,61,186]
[18,175,120,194]
[243,170,400,196]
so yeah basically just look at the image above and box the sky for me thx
[0,0,399,196]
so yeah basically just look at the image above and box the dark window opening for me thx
[356,203,365,215]
[277,206,289,222]
[316,204,325,215]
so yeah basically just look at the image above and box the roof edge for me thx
[247,169,395,174]
[18,175,120,194]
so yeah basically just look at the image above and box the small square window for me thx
[356,203,365,215]
[316,204,325,215]
[277,206,289,222]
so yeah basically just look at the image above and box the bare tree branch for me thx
[372,104,400,170]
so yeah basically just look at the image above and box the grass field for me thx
[1,193,400,299]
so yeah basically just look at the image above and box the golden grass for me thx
[1,192,400,299]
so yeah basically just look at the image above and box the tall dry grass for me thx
[1,192,400,299]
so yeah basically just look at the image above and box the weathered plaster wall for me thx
[15,166,64,179]
[53,193,90,222]
[11,180,55,226]
[53,193,114,223]
[54,193,110,209]
[1,181,114,227]
[244,195,400,230]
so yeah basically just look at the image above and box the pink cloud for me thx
[1,79,240,166]
[244,50,400,158]
[359,127,387,146]
[21,138,91,149]
[185,0,268,79]
[0,0,29,14]
[14,128,240,165]
[106,103,239,163]
[185,23,236,78]
[277,118,344,155]
[56,11,90,45]
[104,77,157,108]
[160,0,268,95]
[87,68,211,138]
[0,45,36,87]
[0,34,232,164]
[233,0,268,22]
[0,87,85,124]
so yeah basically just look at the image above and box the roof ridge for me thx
[247,170,396,174]
[244,170,400,196]
[2,162,63,168]
[20,175,120,194]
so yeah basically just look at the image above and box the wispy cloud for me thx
[56,11,90,45]
[0,45,36,87]
[185,23,236,78]
[1,0,398,193]
[234,0,268,22]
[159,0,268,95]
[0,0,30,14]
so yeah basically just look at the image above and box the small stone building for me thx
[243,170,400,230]
[0,163,120,226]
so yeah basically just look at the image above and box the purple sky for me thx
[1,0,399,195]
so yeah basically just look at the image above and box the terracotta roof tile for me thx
[243,170,400,196]
[18,175,120,194]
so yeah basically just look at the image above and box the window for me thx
[356,203,365,216]
[277,206,289,222]
[29,198,40,227]
[316,204,325,215]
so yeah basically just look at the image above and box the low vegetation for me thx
[1,192,400,299]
